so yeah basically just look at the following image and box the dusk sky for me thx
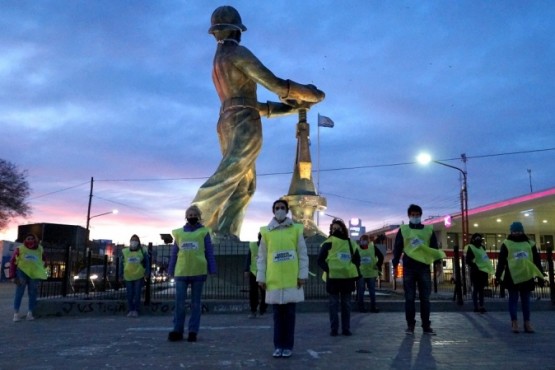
[1,1,554,246]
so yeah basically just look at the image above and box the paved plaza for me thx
[2,283,555,369]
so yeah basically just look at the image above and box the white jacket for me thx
[256,217,309,304]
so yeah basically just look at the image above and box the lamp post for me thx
[417,153,468,302]
[85,209,118,260]
[416,153,468,246]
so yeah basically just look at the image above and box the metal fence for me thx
[36,242,555,305]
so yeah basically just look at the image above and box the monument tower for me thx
[282,109,327,242]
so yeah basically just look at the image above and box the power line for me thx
[29,181,90,200]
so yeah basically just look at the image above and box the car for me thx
[72,265,118,292]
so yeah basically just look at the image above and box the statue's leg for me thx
[217,164,256,236]
[192,109,261,237]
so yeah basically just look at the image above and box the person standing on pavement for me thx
[167,205,217,342]
[121,234,150,318]
[317,219,360,336]
[9,233,48,322]
[257,199,308,359]
[465,233,494,313]
[356,234,384,313]
[392,204,445,335]
[244,232,267,318]
[495,222,544,333]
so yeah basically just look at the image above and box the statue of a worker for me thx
[191,6,325,241]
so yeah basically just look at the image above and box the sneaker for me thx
[127,311,134,318]
[272,348,283,358]
[405,325,415,335]
[342,329,352,336]
[13,313,21,322]
[423,327,437,335]
[281,349,292,358]
[248,312,257,319]
[168,331,184,342]
[26,312,35,321]
[187,332,197,342]
[132,311,139,318]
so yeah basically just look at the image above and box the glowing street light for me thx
[417,153,468,246]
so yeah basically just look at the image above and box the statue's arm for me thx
[234,47,324,107]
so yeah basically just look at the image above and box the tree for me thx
[0,159,31,230]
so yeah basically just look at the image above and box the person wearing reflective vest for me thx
[317,219,360,337]
[495,222,544,333]
[465,233,494,313]
[257,199,308,359]
[393,204,445,335]
[121,234,150,318]
[167,205,217,343]
[356,234,384,313]
[9,233,47,322]
[243,232,267,318]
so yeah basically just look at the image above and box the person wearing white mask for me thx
[121,234,150,317]
[392,204,445,336]
[257,199,308,359]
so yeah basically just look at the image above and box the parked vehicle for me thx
[72,265,118,292]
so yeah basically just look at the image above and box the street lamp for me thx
[84,209,118,259]
[417,153,468,303]
[416,153,468,245]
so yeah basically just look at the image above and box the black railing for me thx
[36,242,555,304]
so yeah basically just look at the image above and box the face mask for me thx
[24,240,35,248]
[187,217,199,225]
[130,241,139,249]
[274,209,287,221]
[409,216,421,224]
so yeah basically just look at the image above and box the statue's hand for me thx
[279,98,317,110]
[282,80,325,103]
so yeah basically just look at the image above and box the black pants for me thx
[249,272,267,314]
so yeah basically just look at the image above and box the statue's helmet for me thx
[208,6,247,34]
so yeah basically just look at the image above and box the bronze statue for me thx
[192,6,325,241]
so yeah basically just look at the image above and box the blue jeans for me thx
[173,280,204,334]
[125,278,143,312]
[357,277,377,309]
[403,268,432,328]
[508,288,531,321]
[14,269,38,313]
[329,292,351,332]
[273,303,296,350]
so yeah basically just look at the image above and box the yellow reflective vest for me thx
[122,247,146,281]
[15,244,48,280]
[504,240,543,284]
[260,223,303,291]
[359,242,379,278]
[321,236,359,281]
[465,244,494,275]
[249,241,258,274]
[400,225,445,265]
[172,227,210,277]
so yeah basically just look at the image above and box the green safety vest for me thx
[260,223,303,291]
[400,225,446,265]
[504,239,543,284]
[122,247,146,281]
[465,244,494,275]
[249,241,258,274]
[15,244,48,280]
[320,236,359,281]
[172,227,210,277]
[359,242,379,278]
